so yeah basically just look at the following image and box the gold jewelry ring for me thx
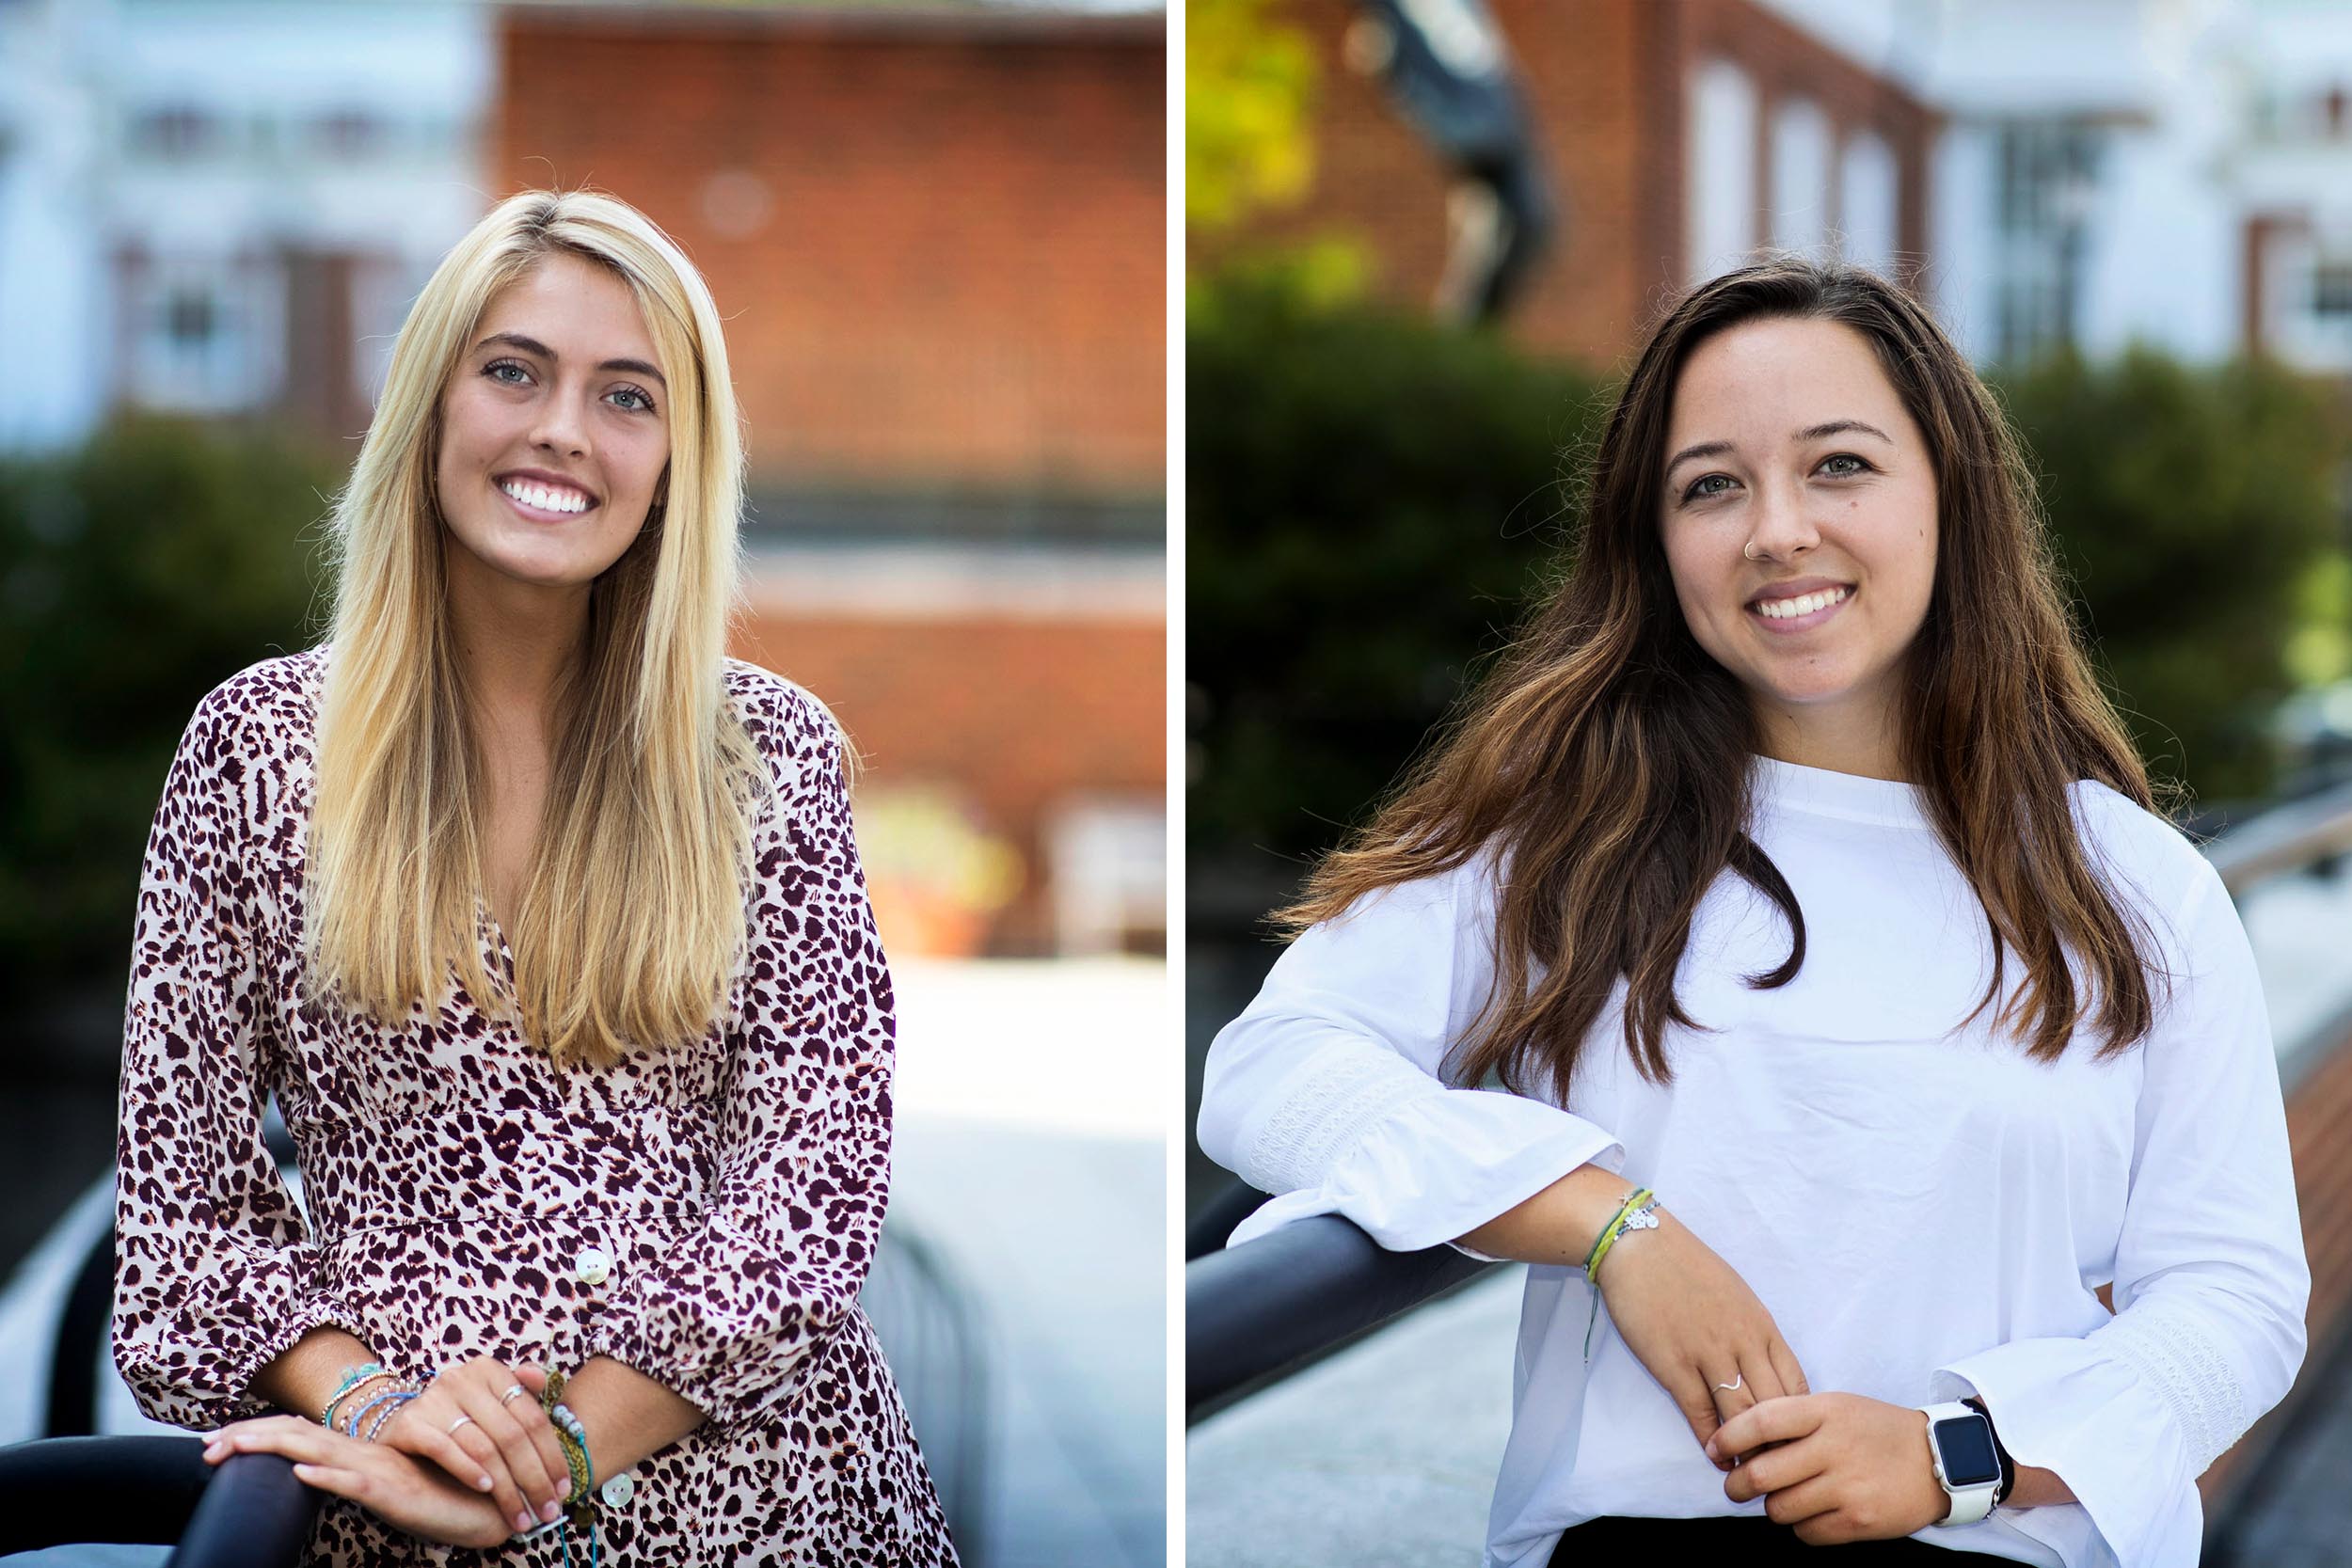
[1743,541,1758,562]
[500,1384,529,1406]
[449,1413,476,1434]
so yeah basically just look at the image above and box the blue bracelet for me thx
[363,1391,417,1443]
[321,1361,389,1429]
[344,1388,409,1438]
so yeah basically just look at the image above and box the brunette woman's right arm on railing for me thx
[1195,846,1630,1257]
[111,683,376,1432]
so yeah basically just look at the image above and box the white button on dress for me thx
[600,1471,636,1507]
[574,1246,612,1288]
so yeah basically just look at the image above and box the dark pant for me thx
[1550,1514,1992,1561]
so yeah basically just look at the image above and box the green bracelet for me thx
[1581,1187,1658,1364]
[1584,1187,1655,1281]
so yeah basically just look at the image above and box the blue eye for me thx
[485,358,530,385]
[609,387,656,414]
[1821,452,1872,477]
[1683,473,1734,502]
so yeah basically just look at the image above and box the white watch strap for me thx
[1918,1402,1999,1526]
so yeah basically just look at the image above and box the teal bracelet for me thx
[321,1362,389,1429]
[548,1402,598,1568]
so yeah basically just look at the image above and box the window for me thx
[1990,119,2102,363]
[1769,95,1832,255]
[1837,131,1899,275]
[129,106,220,160]
[122,255,282,413]
[1687,57,1758,283]
[1045,797,1166,958]
[313,110,385,159]
[2313,261,2352,319]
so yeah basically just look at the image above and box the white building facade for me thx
[0,0,492,452]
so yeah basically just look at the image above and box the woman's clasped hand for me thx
[1592,1204,1949,1541]
[203,1354,569,1546]
[200,1414,517,1549]
[1708,1393,1958,1543]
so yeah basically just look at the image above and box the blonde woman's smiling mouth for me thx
[495,469,600,521]
[1747,578,1854,631]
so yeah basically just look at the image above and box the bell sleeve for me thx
[580,681,896,1434]
[112,685,363,1431]
[1927,857,2311,1568]
[1195,845,1627,1258]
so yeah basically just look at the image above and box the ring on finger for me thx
[450,1413,476,1435]
[500,1384,529,1406]
[1714,1371,1743,1392]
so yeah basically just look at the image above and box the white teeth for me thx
[1756,585,1851,620]
[500,478,592,515]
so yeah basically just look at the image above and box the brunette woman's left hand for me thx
[199,1415,518,1549]
[1705,1392,1955,1543]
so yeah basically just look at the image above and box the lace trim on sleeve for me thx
[2101,1294,2249,1475]
[1240,1046,1439,1196]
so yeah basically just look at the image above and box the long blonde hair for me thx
[303,187,768,1071]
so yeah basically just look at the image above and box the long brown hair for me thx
[1273,255,2170,1096]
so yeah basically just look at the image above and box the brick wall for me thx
[2203,1025,2352,1520]
[1212,0,1935,372]
[496,9,1169,957]
[496,8,1166,495]
[730,608,1165,957]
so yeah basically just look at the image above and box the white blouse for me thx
[1197,756,2310,1568]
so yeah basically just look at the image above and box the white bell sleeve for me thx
[112,688,366,1430]
[1196,846,1627,1257]
[580,681,896,1434]
[1927,859,2311,1568]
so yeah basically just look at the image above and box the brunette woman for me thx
[1197,257,2307,1568]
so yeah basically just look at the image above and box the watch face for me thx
[1933,1416,2002,1487]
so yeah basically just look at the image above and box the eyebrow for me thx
[474,331,666,388]
[1664,419,1894,480]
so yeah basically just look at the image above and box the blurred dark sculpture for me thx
[1345,0,1555,322]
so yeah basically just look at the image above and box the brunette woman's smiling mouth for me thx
[1746,575,1855,633]
[493,467,601,522]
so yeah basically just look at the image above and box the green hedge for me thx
[0,415,335,1008]
[1188,273,1607,868]
[1187,273,2351,872]
[1994,346,2349,801]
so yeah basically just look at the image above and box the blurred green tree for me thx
[1187,270,1605,875]
[1992,346,2351,806]
[1187,0,1320,234]
[0,415,335,1010]
[1189,277,2352,899]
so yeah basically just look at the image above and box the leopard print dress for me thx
[110,646,960,1566]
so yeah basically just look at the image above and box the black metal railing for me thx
[1185,1198,1495,1424]
[1186,788,2352,1553]
[0,1435,318,1564]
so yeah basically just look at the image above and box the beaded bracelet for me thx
[363,1391,418,1443]
[321,1362,393,1430]
[550,1401,595,1503]
[532,1368,600,1568]
[344,1387,413,1439]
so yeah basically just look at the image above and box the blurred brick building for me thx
[1209,0,1937,372]
[497,3,1166,958]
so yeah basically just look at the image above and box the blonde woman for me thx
[111,189,958,1564]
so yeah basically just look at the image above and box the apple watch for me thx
[1917,1401,2002,1525]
